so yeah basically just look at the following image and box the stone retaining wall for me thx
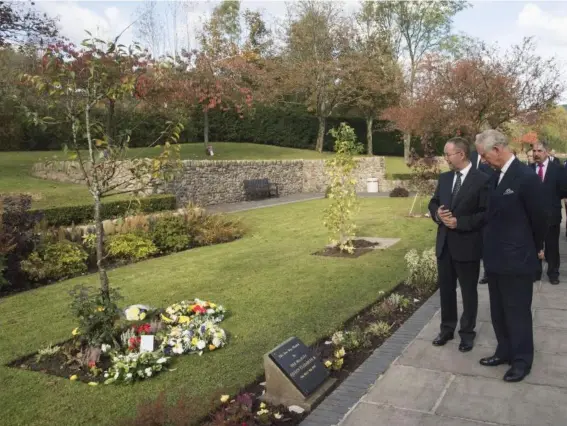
[32,157,387,206]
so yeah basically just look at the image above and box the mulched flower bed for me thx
[312,238,380,258]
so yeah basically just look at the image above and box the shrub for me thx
[0,254,8,288]
[389,187,409,197]
[366,321,392,338]
[20,240,88,282]
[150,215,191,253]
[33,195,176,227]
[69,284,122,347]
[105,233,158,262]
[405,247,438,294]
[190,214,245,246]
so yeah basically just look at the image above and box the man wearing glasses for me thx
[428,137,490,353]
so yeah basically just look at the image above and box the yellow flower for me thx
[260,402,266,409]
[72,328,80,336]
[210,303,217,308]
[208,344,216,351]
[160,313,173,323]
[178,316,190,324]
[324,360,332,368]
[220,395,230,403]
[70,375,78,381]
[334,358,344,369]
[139,312,146,320]
[191,337,199,345]
[335,347,346,359]
[96,306,105,312]
[88,382,98,386]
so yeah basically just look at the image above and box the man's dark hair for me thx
[447,137,471,159]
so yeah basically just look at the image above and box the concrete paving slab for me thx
[533,292,567,310]
[437,375,567,425]
[341,404,489,426]
[362,365,452,411]
[534,308,567,329]
[534,327,567,354]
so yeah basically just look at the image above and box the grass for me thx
[0,143,329,209]
[384,156,413,180]
[0,197,435,426]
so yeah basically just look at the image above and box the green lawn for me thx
[0,143,329,209]
[0,197,435,426]
[384,156,412,180]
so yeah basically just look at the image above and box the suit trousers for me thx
[438,246,480,342]
[537,223,560,280]
[487,273,534,368]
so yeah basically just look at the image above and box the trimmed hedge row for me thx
[32,195,177,227]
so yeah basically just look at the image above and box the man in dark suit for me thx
[549,149,561,165]
[470,149,494,285]
[530,141,567,284]
[428,137,490,352]
[475,129,547,382]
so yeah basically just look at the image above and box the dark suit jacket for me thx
[529,161,567,225]
[428,168,490,262]
[483,159,547,276]
[550,156,561,166]
[470,151,495,176]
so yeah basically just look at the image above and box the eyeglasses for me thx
[443,151,463,158]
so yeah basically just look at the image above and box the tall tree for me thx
[372,0,469,162]
[279,0,355,152]
[134,0,164,58]
[0,0,60,47]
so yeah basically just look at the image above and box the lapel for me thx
[451,169,477,209]
[495,158,520,195]
[543,161,553,185]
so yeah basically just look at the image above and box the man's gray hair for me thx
[475,129,509,150]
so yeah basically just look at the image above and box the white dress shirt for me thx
[453,161,472,191]
[498,155,516,185]
[535,158,549,181]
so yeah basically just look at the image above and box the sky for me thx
[29,0,567,98]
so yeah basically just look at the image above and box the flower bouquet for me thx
[160,298,226,326]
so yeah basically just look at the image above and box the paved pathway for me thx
[303,236,567,426]
[205,192,393,214]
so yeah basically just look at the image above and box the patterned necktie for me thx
[452,171,462,204]
[538,163,544,182]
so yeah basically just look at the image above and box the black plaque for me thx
[269,337,330,397]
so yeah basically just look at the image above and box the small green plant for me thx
[339,326,372,351]
[366,321,392,339]
[192,214,245,246]
[150,214,191,253]
[387,293,411,310]
[105,233,158,262]
[405,247,438,294]
[20,240,88,282]
[323,123,364,253]
[35,343,61,363]
[69,284,122,347]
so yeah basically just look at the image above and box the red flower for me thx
[88,361,96,368]
[192,305,207,314]
[137,323,151,335]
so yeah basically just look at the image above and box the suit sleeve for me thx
[521,173,548,252]
[428,179,442,225]
[455,176,489,232]
[558,165,567,199]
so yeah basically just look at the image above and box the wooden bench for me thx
[243,178,279,200]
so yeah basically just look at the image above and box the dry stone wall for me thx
[32,157,387,206]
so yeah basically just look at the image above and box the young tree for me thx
[134,0,165,58]
[23,36,183,301]
[372,0,469,162]
[279,0,356,152]
[323,123,364,253]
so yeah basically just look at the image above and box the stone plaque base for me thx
[261,353,337,412]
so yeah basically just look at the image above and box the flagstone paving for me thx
[302,236,567,426]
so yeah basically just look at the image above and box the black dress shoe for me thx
[479,276,488,284]
[503,365,530,382]
[459,341,473,352]
[432,333,453,346]
[479,355,510,367]
[550,278,560,285]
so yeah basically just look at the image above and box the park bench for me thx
[243,178,279,201]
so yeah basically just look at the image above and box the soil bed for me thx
[312,238,380,258]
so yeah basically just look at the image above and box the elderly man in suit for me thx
[428,137,490,352]
[475,130,547,382]
[530,141,567,284]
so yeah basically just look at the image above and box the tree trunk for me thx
[94,193,110,302]
[316,115,326,153]
[203,108,209,147]
[403,132,411,164]
[366,116,374,155]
